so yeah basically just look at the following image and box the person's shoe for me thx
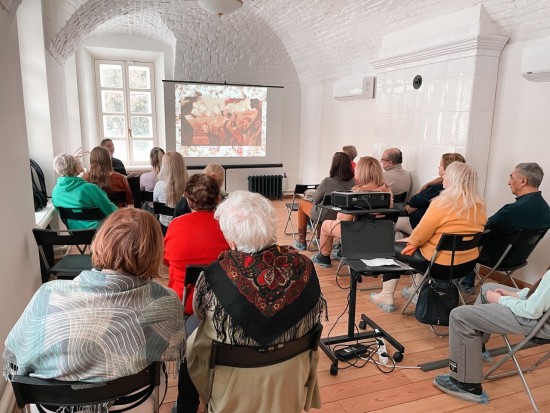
[294,240,307,251]
[369,292,396,313]
[171,403,178,413]
[312,253,331,268]
[433,375,488,404]
[481,344,494,363]
[332,249,342,260]
[401,287,418,304]
[459,283,474,294]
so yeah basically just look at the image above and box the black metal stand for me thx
[320,270,405,375]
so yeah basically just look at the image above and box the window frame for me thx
[94,59,157,166]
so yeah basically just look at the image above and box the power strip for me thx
[335,344,369,360]
[377,338,388,365]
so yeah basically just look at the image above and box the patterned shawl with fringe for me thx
[195,245,327,347]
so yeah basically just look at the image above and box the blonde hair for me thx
[87,146,113,189]
[158,151,188,207]
[436,162,485,221]
[203,163,225,188]
[92,209,163,279]
[53,154,80,176]
[355,156,385,187]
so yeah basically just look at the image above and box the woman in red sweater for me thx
[164,173,229,314]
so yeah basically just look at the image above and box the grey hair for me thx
[214,190,277,253]
[342,145,358,161]
[385,148,403,164]
[515,163,544,188]
[53,154,79,176]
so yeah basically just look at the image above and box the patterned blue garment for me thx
[3,270,185,382]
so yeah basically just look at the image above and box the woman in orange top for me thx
[370,162,487,312]
[312,156,393,268]
[83,146,133,207]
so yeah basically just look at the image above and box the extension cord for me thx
[377,338,388,366]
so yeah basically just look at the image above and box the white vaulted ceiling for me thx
[23,0,550,84]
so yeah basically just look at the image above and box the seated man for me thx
[461,162,550,290]
[100,138,127,175]
[434,268,550,404]
[380,147,411,199]
[185,191,326,413]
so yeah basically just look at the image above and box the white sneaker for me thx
[401,287,418,304]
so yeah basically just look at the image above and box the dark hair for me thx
[386,148,403,164]
[184,173,220,211]
[99,138,112,147]
[329,152,355,181]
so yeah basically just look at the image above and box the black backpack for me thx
[31,159,48,211]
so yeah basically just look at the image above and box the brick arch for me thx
[47,0,298,84]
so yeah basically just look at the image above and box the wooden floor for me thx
[156,199,550,413]
[16,199,550,412]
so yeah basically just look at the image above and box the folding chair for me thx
[153,201,175,217]
[32,228,96,283]
[205,323,323,407]
[475,228,548,289]
[11,361,161,413]
[57,207,106,229]
[184,264,206,336]
[401,230,490,336]
[307,194,335,251]
[392,192,407,203]
[484,309,550,413]
[284,184,318,237]
[107,191,127,206]
[140,190,154,207]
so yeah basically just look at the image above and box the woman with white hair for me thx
[51,153,117,229]
[370,162,487,312]
[185,191,326,413]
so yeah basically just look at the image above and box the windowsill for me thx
[34,200,56,229]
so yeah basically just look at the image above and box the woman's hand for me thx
[493,288,519,298]
[404,205,417,214]
[401,244,418,256]
[486,290,502,304]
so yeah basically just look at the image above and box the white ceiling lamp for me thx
[198,0,243,17]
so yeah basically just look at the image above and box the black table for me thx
[320,259,413,375]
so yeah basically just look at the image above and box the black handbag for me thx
[415,277,459,326]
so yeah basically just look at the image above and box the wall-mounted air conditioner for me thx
[521,42,550,82]
[333,76,375,100]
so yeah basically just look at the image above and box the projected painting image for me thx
[175,83,267,157]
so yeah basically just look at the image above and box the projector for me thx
[331,191,391,209]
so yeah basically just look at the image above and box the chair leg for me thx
[401,273,426,316]
[307,216,321,251]
[485,335,542,413]
[283,208,296,237]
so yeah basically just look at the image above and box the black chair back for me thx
[32,228,96,248]
[141,191,154,203]
[393,192,407,203]
[153,201,175,217]
[57,207,105,227]
[11,362,161,411]
[430,230,491,279]
[107,191,127,206]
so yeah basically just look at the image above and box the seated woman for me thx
[83,146,133,207]
[434,268,550,404]
[294,151,355,250]
[203,163,228,199]
[370,162,487,312]
[51,153,117,229]
[312,156,393,268]
[154,151,189,232]
[396,153,465,236]
[3,208,185,412]
[164,173,230,315]
[186,191,326,413]
[140,146,165,212]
